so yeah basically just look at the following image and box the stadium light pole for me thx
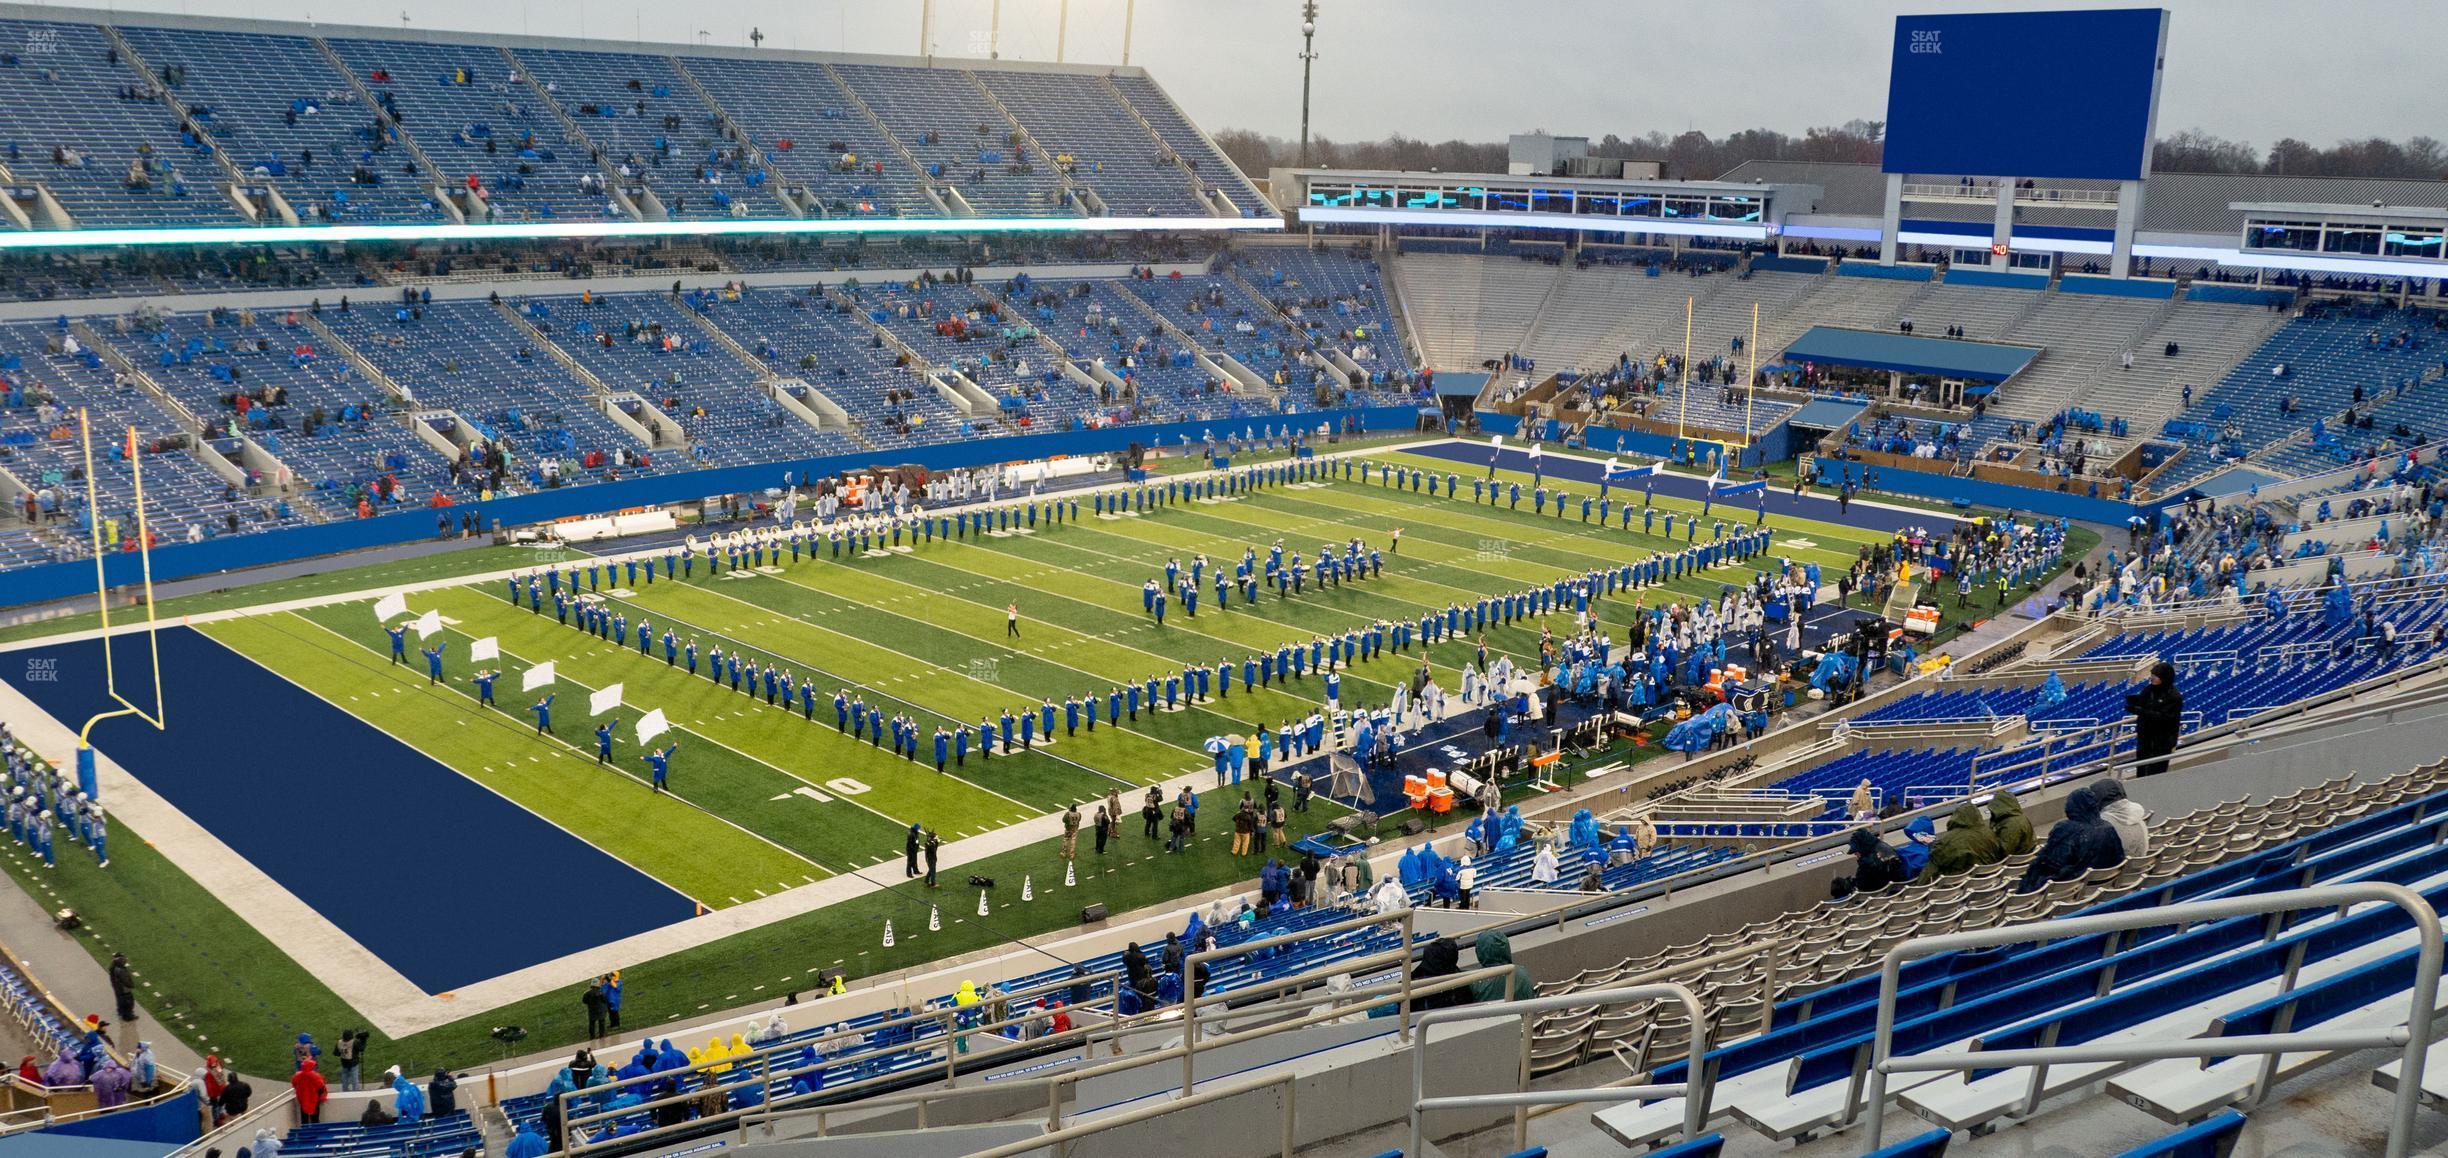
[1298,2,1320,167]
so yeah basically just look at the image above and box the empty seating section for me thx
[2076,594,2446,665]
[0,20,239,227]
[1982,293,2162,423]
[2075,301,2283,441]
[115,27,439,226]
[1395,255,1557,371]
[828,63,1068,219]
[1579,769,2448,1149]
[0,16,1286,232]
[1104,73,1265,214]
[327,38,615,222]
[677,56,926,217]
[508,50,743,221]
[2158,308,2446,489]
[0,322,296,543]
[520,293,856,467]
[124,311,454,514]
[1681,270,1831,359]
[1781,273,1933,334]
[1648,388,1798,438]
[1901,282,2034,343]
[315,301,660,484]
[696,288,957,448]
[1853,685,2045,724]
[972,71,1206,216]
[1765,745,1984,814]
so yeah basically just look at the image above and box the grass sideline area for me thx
[0,545,538,647]
[0,446,2084,1072]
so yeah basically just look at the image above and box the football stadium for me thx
[0,1,2439,1155]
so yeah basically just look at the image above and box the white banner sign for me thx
[521,661,557,692]
[468,636,500,662]
[373,593,408,622]
[636,708,671,745]
[589,683,624,717]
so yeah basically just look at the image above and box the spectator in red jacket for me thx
[291,1058,329,1122]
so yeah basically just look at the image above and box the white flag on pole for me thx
[373,592,408,622]
[589,683,624,717]
[636,708,671,744]
[469,636,500,662]
[413,609,443,639]
[521,660,557,692]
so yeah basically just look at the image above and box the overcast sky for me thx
[24,0,2439,150]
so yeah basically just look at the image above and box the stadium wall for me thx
[1942,269,2051,291]
[2061,274,2177,299]
[1480,412,1797,472]
[1474,410,2147,523]
[0,407,1429,610]
[29,1091,203,1146]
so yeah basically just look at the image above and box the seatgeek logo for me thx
[1908,28,1942,54]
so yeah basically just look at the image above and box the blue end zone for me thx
[1400,442,1959,535]
[4,627,697,993]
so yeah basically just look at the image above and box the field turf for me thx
[0,445,2078,1070]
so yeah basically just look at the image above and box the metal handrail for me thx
[1410,983,1708,1157]
[558,963,1124,1126]
[569,924,1446,1155]
[1182,908,1415,1094]
[726,965,1508,1150]
[1860,882,2443,1157]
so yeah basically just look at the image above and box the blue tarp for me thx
[1662,703,1734,752]
[1787,398,1872,430]
[1809,652,1859,693]
[1780,326,2040,383]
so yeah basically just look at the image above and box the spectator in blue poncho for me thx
[505,1121,551,1158]
[2033,671,2067,712]
[1397,847,1425,888]
[1569,808,1600,850]
[1896,817,1937,880]
[385,1065,426,1121]
[1499,806,1524,847]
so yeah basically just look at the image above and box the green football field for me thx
[200,449,1897,907]
[4,446,2080,1070]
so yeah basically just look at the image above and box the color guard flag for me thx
[413,609,442,639]
[589,683,624,716]
[636,708,671,744]
[468,636,499,662]
[521,660,556,692]
[373,593,408,622]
